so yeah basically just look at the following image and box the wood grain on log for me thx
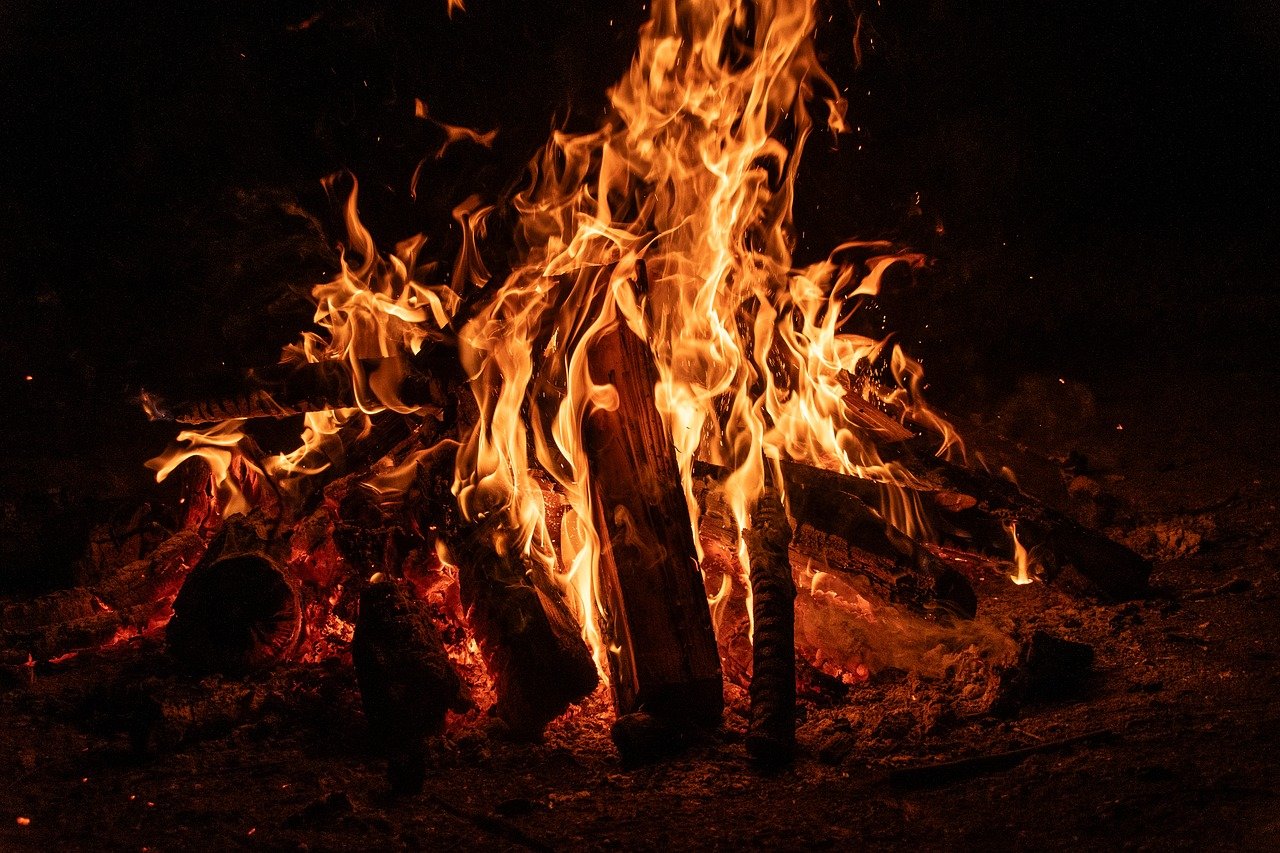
[583,264,722,726]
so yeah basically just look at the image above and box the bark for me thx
[353,578,471,793]
[744,484,797,768]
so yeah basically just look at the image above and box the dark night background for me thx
[1,0,1276,592]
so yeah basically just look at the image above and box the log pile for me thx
[1,261,1152,776]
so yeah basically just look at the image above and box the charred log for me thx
[694,463,975,620]
[456,519,598,740]
[743,484,797,769]
[0,530,206,664]
[142,345,460,425]
[166,516,301,675]
[353,577,471,794]
[583,265,723,727]
[886,439,1151,601]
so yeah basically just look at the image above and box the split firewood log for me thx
[454,517,598,740]
[583,262,723,728]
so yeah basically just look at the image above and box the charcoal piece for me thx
[610,711,688,768]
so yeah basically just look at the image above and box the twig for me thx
[887,728,1115,789]
[428,794,554,853]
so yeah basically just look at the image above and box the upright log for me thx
[354,576,471,793]
[583,264,723,726]
[743,484,797,768]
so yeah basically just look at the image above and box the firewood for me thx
[777,459,976,618]
[884,439,1151,601]
[0,530,206,663]
[693,464,975,619]
[353,576,471,794]
[887,728,1115,789]
[166,515,302,675]
[123,676,270,753]
[456,518,598,740]
[610,711,689,767]
[583,263,723,726]
[142,344,460,424]
[743,483,797,768]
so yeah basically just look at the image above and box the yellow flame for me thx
[1006,521,1038,585]
[162,0,967,680]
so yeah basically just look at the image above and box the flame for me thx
[1006,521,1038,585]
[151,0,966,687]
[450,0,960,665]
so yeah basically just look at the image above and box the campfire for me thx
[4,0,1150,793]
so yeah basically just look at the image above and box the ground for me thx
[1,364,1277,852]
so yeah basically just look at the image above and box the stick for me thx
[142,345,460,424]
[887,728,1115,788]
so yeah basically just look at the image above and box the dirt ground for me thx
[1,364,1277,852]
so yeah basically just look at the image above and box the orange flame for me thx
[153,1,965,682]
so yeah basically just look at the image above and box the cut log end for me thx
[166,553,301,676]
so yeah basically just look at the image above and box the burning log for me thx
[142,345,460,424]
[694,463,976,620]
[583,271,723,727]
[353,575,472,794]
[456,518,598,740]
[885,440,1151,601]
[743,483,797,768]
[166,515,302,675]
[777,460,977,618]
[0,530,206,664]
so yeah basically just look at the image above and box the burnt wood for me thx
[582,264,723,726]
[142,345,460,424]
[885,439,1151,601]
[743,484,797,768]
[694,462,976,619]
[456,518,598,740]
[166,515,302,675]
[353,577,471,793]
[1,530,206,664]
